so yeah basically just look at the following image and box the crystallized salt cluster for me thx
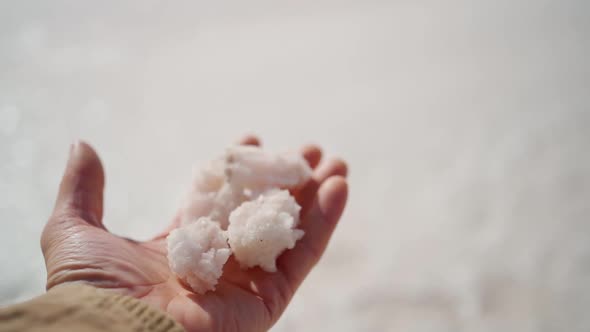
[228,189,305,272]
[166,218,231,294]
[167,145,312,293]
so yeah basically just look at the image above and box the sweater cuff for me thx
[0,283,185,332]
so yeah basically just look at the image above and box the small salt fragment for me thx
[192,158,225,193]
[227,189,304,272]
[180,191,216,224]
[181,183,247,229]
[225,145,312,192]
[206,183,246,229]
[167,217,231,294]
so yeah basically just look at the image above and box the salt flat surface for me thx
[1,1,589,331]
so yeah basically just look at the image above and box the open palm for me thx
[41,137,348,332]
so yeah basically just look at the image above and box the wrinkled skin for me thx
[41,136,348,332]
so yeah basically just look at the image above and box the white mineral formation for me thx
[192,158,225,193]
[166,217,231,294]
[180,145,312,228]
[227,189,305,272]
[181,183,245,229]
[225,145,312,192]
[168,145,310,293]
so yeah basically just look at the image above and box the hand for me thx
[41,136,348,332]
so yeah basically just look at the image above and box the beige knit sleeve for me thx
[0,283,185,332]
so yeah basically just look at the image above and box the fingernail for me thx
[68,140,82,161]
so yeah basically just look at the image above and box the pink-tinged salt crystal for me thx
[225,145,312,192]
[167,217,231,294]
[205,183,246,229]
[181,145,312,229]
[227,189,305,272]
[181,183,247,229]
[191,158,225,193]
[181,191,216,224]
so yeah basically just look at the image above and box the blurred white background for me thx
[1,1,589,331]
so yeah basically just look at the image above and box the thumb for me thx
[52,140,105,226]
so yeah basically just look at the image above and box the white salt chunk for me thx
[227,189,305,272]
[191,158,225,193]
[167,217,231,294]
[225,145,312,192]
[182,146,311,229]
[181,183,247,229]
[204,184,247,229]
[181,191,215,223]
